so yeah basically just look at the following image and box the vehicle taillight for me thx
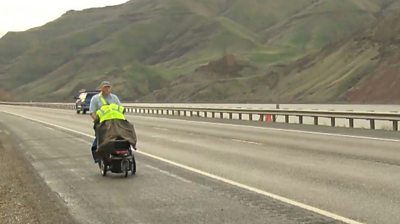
[115,150,129,155]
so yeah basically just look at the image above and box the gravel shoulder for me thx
[0,127,78,224]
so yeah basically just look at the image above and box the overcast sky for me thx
[0,0,129,37]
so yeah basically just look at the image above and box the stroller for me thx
[95,119,137,177]
[98,138,136,177]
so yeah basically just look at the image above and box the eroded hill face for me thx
[0,0,398,103]
[344,11,400,103]
[266,5,400,104]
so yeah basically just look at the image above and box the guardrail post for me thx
[331,117,335,127]
[204,111,208,118]
[220,112,223,119]
[197,111,200,117]
[212,112,215,118]
[229,113,233,120]
[393,120,398,131]
[272,115,276,122]
[184,111,187,116]
[249,114,253,121]
[314,116,318,125]
[238,113,242,120]
[370,119,375,130]
[298,115,303,124]
[190,111,193,117]
[348,118,354,128]
[285,115,289,123]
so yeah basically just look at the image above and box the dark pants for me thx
[91,137,97,163]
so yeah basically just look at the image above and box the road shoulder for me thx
[0,124,78,224]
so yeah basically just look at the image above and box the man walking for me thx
[89,81,122,163]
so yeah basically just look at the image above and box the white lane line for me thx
[44,126,54,131]
[139,151,363,224]
[3,111,364,224]
[231,138,261,145]
[145,164,192,184]
[152,127,169,131]
[131,115,400,143]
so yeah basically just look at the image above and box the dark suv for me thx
[75,90,98,114]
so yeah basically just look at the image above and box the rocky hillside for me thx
[142,1,400,103]
[0,0,398,103]
[345,8,400,103]
[270,2,400,103]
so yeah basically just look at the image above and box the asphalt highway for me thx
[1,105,400,224]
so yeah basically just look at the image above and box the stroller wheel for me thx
[131,155,136,175]
[99,160,107,176]
[123,160,129,178]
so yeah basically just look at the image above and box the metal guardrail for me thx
[124,106,400,131]
[1,102,400,131]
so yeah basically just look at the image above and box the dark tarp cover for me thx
[95,119,137,158]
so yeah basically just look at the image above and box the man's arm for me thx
[90,112,97,121]
[89,95,98,121]
[114,94,122,105]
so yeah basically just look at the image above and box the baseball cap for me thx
[98,81,111,89]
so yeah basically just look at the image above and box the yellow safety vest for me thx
[96,95,125,123]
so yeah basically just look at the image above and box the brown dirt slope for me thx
[253,7,400,104]
[345,11,400,103]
